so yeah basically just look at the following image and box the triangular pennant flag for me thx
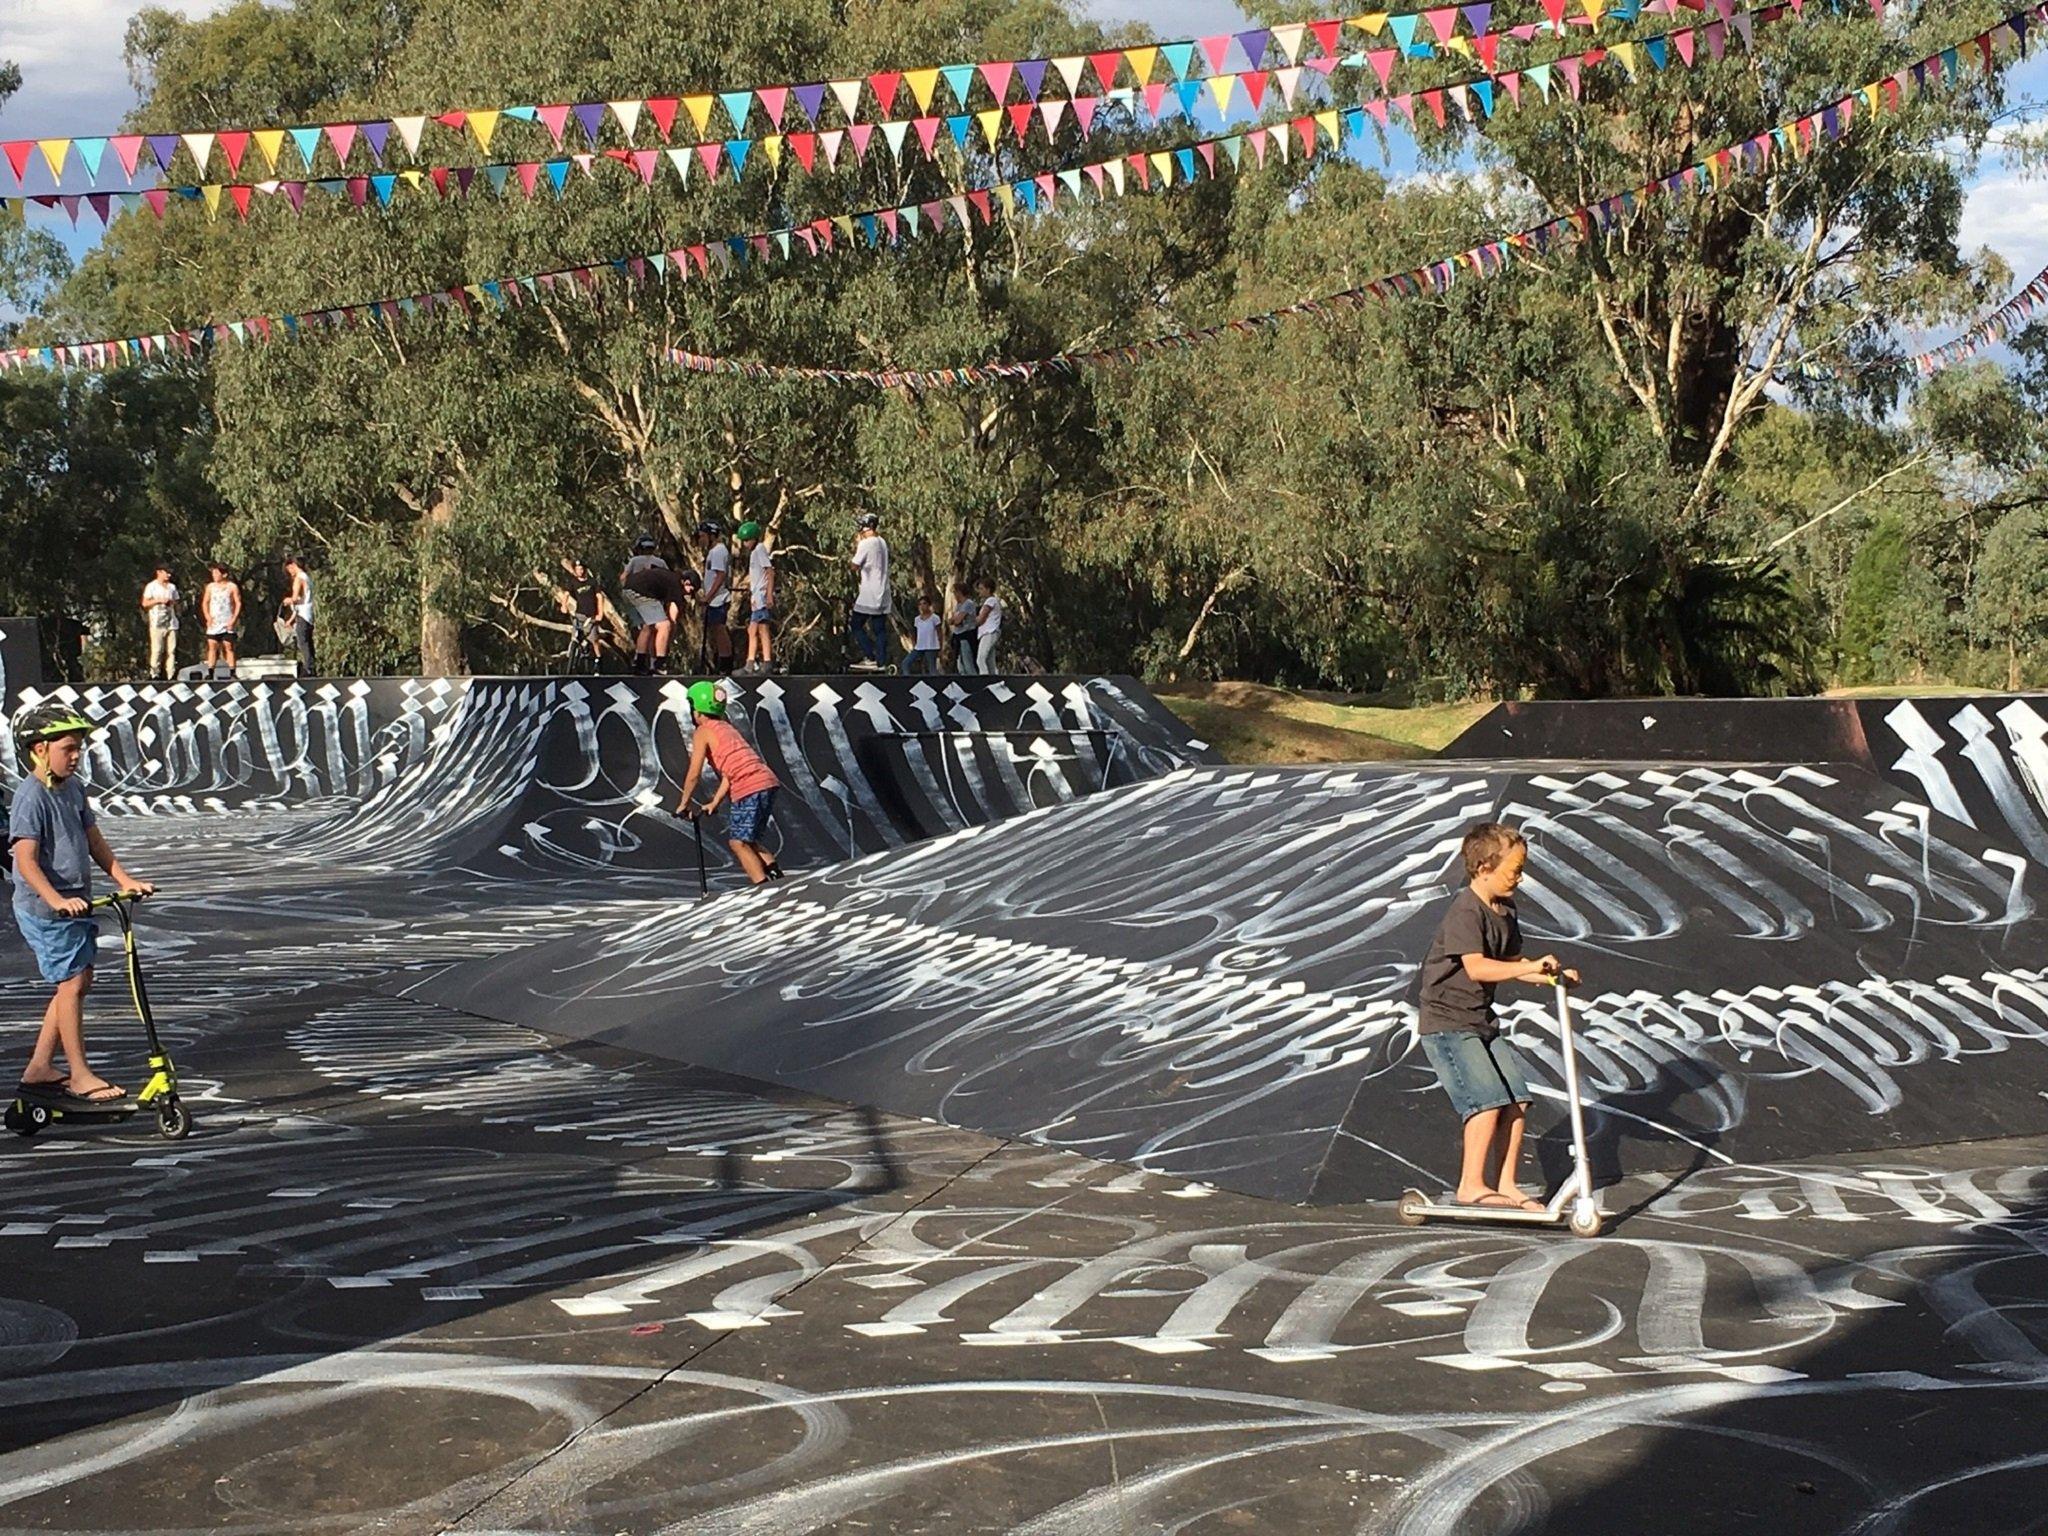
[360,122,389,163]
[469,111,500,152]
[976,108,1003,145]
[758,135,783,168]
[940,64,976,107]
[756,87,788,128]
[726,138,751,176]
[321,122,354,165]
[1275,66,1303,105]
[1207,75,1238,114]
[547,159,572,194]
[849,122,875,159]
[1017,59,1047,99]
[609,100,643,139]
[881,119,911,158]
[1234,28,1272,68]
[664,146,692,184]
[73,137,108,178]
[1125,46,1159,84]
[719,91,753,133]
[905,68,941,112]
[182,133,215,173]
[111,135,146,176]
[1425,8,1461,43]
[914,116,943,154]
[147,134,182,171]
[696,142,723,178]
[1051,56,1088,94]
[1073,96,1099,135]
[825,79,861,121]
[1089,50,1124,90]
[788,131,816,170]
[793,83,827,123]
[869,71,903,113]
[1039,99,1068,136]
[1368,49,1398,88]
[1008,102,1035,140]
[644,97,679,139]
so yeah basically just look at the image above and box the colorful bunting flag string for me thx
[654,10,2045,393]
[4,4,2036,377]
[0,0,1810,229]
[0,0,1833,192]
[1790,259,2048,380]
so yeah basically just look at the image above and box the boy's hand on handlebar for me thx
[51,896,89,918]
[677,799,702,820]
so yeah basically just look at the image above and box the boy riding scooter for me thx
[7,705,153,1105]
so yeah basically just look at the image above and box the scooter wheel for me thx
[156,1100,192,1140]
[1397,1191,1429,1228]
[3,1103,33,1138]
[1568,1205,1603,1239]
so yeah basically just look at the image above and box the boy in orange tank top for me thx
[676,680,784,885]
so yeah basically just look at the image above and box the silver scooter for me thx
[1397,971,1603,1238]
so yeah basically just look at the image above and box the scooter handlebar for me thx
[89,890,150,910]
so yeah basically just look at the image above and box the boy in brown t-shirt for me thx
[1415,822,1579,1210]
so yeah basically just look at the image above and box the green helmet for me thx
[14,702,98,748]
[686,680,726,718]
[736,520,762,541]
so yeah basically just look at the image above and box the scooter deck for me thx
[1404,1192,1565,1224]
[13,1083,139,1116]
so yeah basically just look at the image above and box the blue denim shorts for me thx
[1421,1029,1532,1120]
[727,788,776,845]
[750,606,773,625]
[13,904,98,985]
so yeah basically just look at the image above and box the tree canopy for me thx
[3,0,2044,692]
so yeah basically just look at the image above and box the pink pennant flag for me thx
[111,135,145,176]
[819,129,844,167]
[1073,97,1099,136]
[757,87,789,128]
[1368,50,1398,89]
[914,116,942,154]
[696,143,723,178]
[326,122,358,164]
[517,161,542,196]
[1039,99,1069,136]
[848,122,875,160]
[1674,29,1696,64]
[631,149,659,183]
[1198,35,1232,73]
[1425,8,1461,43]
[982,61,1015,102]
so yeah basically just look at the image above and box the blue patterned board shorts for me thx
[1421,1029,1532,1120]
[13,905,98,985]
[728,788,776,845]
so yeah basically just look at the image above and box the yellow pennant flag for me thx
[684,95,717,135]
[996,183,1016,215]
[976,108,1003,145]
[1353,13,1389,36]
[1315,110,1339,146]
[252,129,286,171]
[1446,36,1474,58]
[37,139,71,177]
[760,134,783,167]
[1149,150,1172,185]
[1580,0,1606,23]
[1206,75,1237,114]
[1862,83,1882,116]
[469,110,501,152]
[1610,40,1639,76]
[400,169,424,189]
[1125,46,1159,84]
[904,68,941,112]
[201,183,222,219]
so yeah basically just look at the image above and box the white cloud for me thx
[1958,169,2048,286]
[3,0,228,139]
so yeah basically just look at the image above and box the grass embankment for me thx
[1156,682,1493,765]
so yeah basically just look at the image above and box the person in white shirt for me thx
[970,576,1005,675]
[740,520,776,674]
[621,534,681,676]
[900,595,943,674]
[140,566,180,680]
[694,519,736,675]
[848,514,892,672]
[200,562,242,674]
[283,555,317,674]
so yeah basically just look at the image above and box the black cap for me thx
[857,513,880,530]
[633,534,658,552]
[696,518,724,536]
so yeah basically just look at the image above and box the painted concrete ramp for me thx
[414,756,2048,1205]
[2,673,1212,879]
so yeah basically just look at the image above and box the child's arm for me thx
[675,734,712,813]
[701,778,732,814]
[1460,953,1559,985]
[10,842,88,917]
[229,584,243,627]
[86,826,151,896]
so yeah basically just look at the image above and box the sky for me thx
[2,0,2045,319]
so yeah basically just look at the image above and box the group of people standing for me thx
[575,514,1008,678]
[848,515,1005,675]
[138,556,316,680]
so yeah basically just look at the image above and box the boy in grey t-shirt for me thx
[1415,822,1577,1211]
[7,706,154,1102]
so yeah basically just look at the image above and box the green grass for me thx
[1156,682,1494,765]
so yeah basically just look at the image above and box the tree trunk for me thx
[418,486,465,676]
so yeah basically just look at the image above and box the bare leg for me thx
[24,972,117,1095]
[223,639,237,668]
[727,838,771,884]
[1454,1107,1503,1204]
[1493,1103,1538,1208]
